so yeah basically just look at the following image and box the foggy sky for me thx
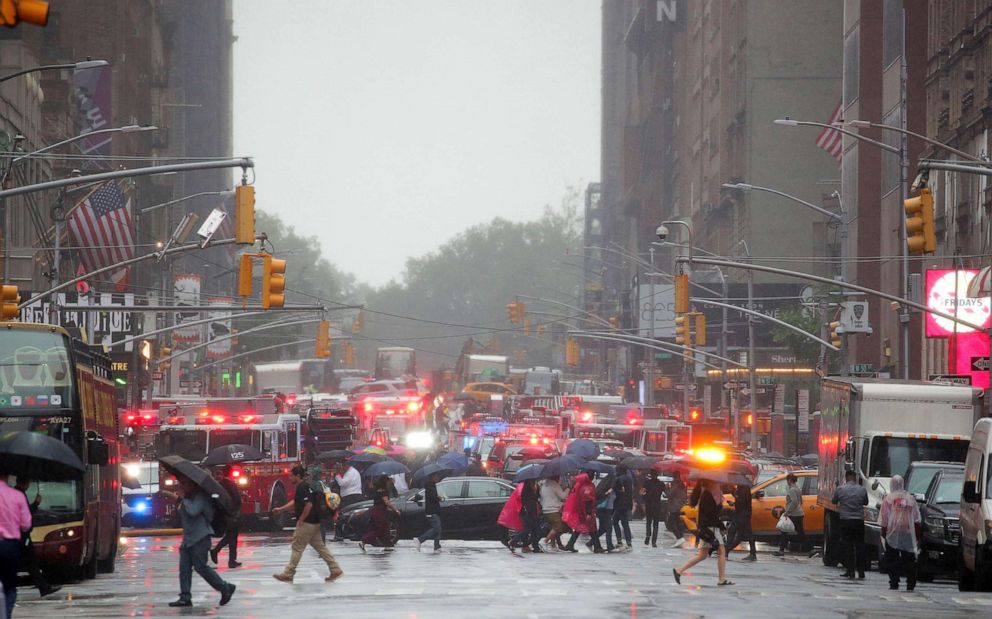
[232,1,601,288]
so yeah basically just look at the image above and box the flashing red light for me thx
[580,412,593,423]
[529,437,538,444]
[374,440,383,447]
[364,402,374,412]
[230,468,242,478]
[627,417,641,425]
[542,437,550,444]
[689,408,701,422]
[142,414,153,422]
[125,414,136,423]
[211,415,226,424]
[240,414,257,423]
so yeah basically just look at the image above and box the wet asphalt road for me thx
[11,522,992,619]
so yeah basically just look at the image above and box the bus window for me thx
[286,422,298,459]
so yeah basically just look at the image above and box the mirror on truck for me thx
[86,433,109,466]
[963,480,980,503]
[844,438,856,466]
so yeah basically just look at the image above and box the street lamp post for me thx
[661,220,692,418]
[0,59,108,84]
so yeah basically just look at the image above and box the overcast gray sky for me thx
[232,1,600,287]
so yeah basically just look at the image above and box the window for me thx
[802,475,819,495]
[286,422,298,459]
[156,430,207,462]
[437,480,465,499]
[466,480,503,498]
[859,437,870,476]
[882,0,903,68]
[761,479,789,498]
[843,27,859,107]
[868,437,968,478]
[933,476,963,504]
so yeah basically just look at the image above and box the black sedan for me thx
[918,470,963,581]
[338,476,516,544]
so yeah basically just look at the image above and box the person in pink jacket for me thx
[561,473,597,552]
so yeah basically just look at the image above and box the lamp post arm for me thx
[568,330,727,372]
[734,184,842,221]
[154,317,324,366]
[571,329,745,368]
[855,121,989,165]
[185,339,318,375]
[777,119,899,154]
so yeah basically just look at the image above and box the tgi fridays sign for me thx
[18,291,138,351]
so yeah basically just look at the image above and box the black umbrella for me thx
[350,452,387,464]
[603,449,637,460]
[541,454,585,478]
[514,463,545,482]
[687,468,752,486]
[201,443,266,467]
[565,438,600,461]
[159,455,233,513]
[578,460,615,475]
[362,459,410,478]
[0,431,85,481]
[412,463,452,486]
[624,456,661,470]
[318,449,356,462]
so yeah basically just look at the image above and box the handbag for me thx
[776,514,796,534]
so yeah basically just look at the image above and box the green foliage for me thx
[770,306,823,367]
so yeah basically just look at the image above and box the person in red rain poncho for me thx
[498,483,526,549]
[560,473,597,552]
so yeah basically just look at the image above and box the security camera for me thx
[656,224,670,241]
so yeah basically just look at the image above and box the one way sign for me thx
[972,356,991,372]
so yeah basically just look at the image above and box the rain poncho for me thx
[498,483,525,531]
[562,473,597,533]
[879,474,921,554]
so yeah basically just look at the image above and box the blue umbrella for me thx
[411,463,452,486]
[565,439,600,461]
[514,463,545,482]
[437,452,469,474]
[362,459,410,478]
[351,452,387,464]
[579,460,615,475]
[541,454,585,478]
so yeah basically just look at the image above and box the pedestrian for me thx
[360,475,400,551]
[539,476,569,551]
[465,453,487,477]
[666,471,688,542]
[272,466,343,583]
[331,460,364,542]
[640,470,664,547]
[673,478,733,586]
[210,467,243,568]
[415,472,444,553]
[879,474,921,591]
[0,466,32,617]
[561,472,597,552]
[831,469,868,578]
[12,478,59,597]
[774,473,807,557]
[168,475,236,608]
[591,473,616,553]
[509,479,544,553]
[730,478,756,561]
[612,463,634,551]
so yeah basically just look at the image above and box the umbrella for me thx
[201,443,265,467]
[624,456,661,470]
[518,445,556,461]
[159,455,233,512]
[687,468,752,486]
[967,265,992,298]
[514,463,545,482]
[603,449,637,460]
[0,431,85,481]
[361,446,388,456]
[652,459,689,475]
[799,453,819,467]
[565,438,600,461]
[317,449,356,462]
[437,452,469,474]
[362,459,410,478]
[411,463,452,486]
[350,452,387,464]
[540,454,585,478]
[578,460,615,475]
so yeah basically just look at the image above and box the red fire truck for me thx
[155,408,302,530]
[354,393,429,446]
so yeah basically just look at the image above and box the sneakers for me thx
[210,548,219,564]
[808,550,821,559]
[168,599,192,607]
[644,537,650,546]
[326,570,344,582]
[433,548,442,554]
[741,554,757,562]
[651,542,657,548]
[219,584,236,606]
[272,573,293,583]
[228,561,242,568]
[840,571,855,578]
[415,539,423,552]
[39,585,62,597]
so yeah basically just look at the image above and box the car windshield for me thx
[867,438,968,478]
[932,476,963,504]
[155,430,208,461]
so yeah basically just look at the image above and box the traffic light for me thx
[506,301,524,324]
[0,284,19,320]
[159,345,172,370]
[609,315,620,330]
[235,184,256,245]
[565,338,580,366]
[829,320,843,349]
[904,188,936,254]
[237,253,253,299]
[0,0,49,27]
[315,320,331,358]
[352,310,364,333]
[261,254,287,309]
[674,314,691,347]
[674,274,689,314]
[693,312,707,347]
[523,317,531,336]
[688,406,702,423]
[343,342,355,366]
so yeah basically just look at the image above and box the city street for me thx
[13,524,992,619]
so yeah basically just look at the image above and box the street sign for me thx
[654,352,673,361]
[759,377,777,386]
[928,373,972,386]
[674,384,697,392]
[971,357,991,372]
[797,389,810,433]
[152,372,164,381]
[723,381,746,390]
[849,363,874,374]
[840,301,871,333]
[773,384,785,412]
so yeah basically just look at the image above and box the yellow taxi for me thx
[679,470,822,541]
[460,382,516,403]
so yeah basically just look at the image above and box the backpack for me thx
[310,481,338,520]
[594,474,616,501]
[209,494,235,538]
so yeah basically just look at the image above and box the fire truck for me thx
[353,393,430,446]
[571,418,690,456]
[301,402,356,464]
[155,408,302,530]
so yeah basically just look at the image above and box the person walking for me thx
[415,472,444,553]
[360,475,400,551]
[879,474,921,591]
[331,460,364,542]
[168,475,236,608]
[272,466,343,583]
[673,478,732,586]
[539,476,569,551]
[731,479,757,561]
[612,463,634,551]
[465,453,487,477]
[509,479,543,553]
[561,473,597,553]
[831,470,868,578]
[640,470,664,547]
[666,471,689,543]
[210,467,243,568]
[774,473,807,557]
[591,473,616,553]
[0,467,32,617]
[13,478,60,597]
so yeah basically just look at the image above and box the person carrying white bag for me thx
[774,473,811,557]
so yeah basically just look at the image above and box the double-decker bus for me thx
[155,408,302,530]
[0,324,120,579]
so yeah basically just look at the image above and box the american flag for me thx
[816,101,844,163]
[67,181,134,290]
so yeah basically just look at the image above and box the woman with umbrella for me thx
[414,465,447,553]
[673,477,733,587]
[360,475,401,552]
[561,472,598,553]
[640,469,665,547]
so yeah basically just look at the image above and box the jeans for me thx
[417,514,442,549]
[612,508,632,545]
[644,506,662,544]
[281,521,341,577]
[885,546,917,589]
[779,515,806,551]
[735,512,757,555]
[595,508,615,549]
[212,521,239,565]
[839,519,866,575]
[179,537,229,603]
[0,539,20,618]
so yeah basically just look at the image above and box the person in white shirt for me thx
[539,477,569,551]
[330,462,363,542]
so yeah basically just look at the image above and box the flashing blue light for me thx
[462,436,477,449]
[133,501,148,514]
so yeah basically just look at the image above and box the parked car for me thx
[338,476,516,544]
[489,440,560,479]
[905,461,964,502]
[917,469,963,581]
[959,418,992,591]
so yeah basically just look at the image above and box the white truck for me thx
[817,377,982,568]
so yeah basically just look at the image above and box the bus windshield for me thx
[867,437,968,478]
[0,329,73,412]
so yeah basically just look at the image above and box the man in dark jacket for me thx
[210,467,243,568]
[731,480,756,561]
[612,464,634,551]
[168,476,235,608]
[464,453,486,477]
[831,470,868,578]
[415,472,444,552]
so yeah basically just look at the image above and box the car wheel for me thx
[959,544,976,591]
[821,513,840,568]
